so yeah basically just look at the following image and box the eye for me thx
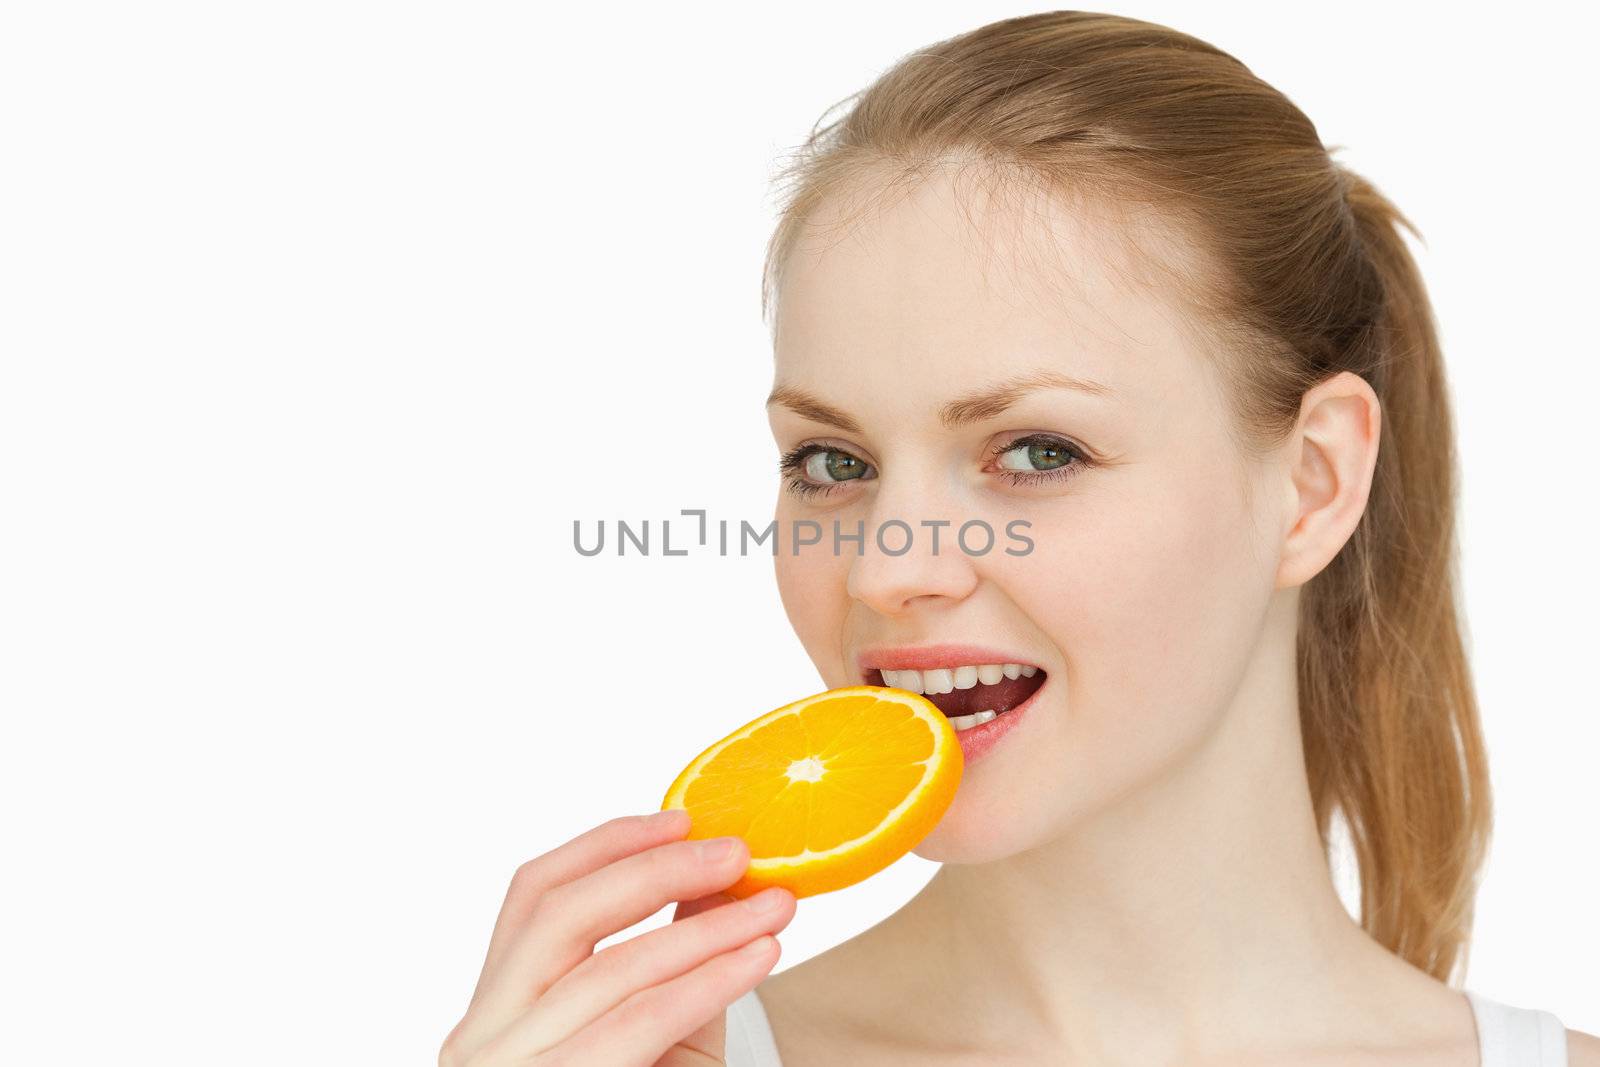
[989,433,1093,486]
[778,443,876,499]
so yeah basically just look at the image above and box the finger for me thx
[672,891,736,923]
[473,811,690,998]
[472,834,753,1029]
[665,892,746,1064]
[483,886,795,1057]
[445,811,694,1061]
[540,934,782,1067]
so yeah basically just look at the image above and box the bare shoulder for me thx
[753,953,857,1067]
[754,934,913,1067]
[756,939,870,1030]
[1568,1027,1600,1067]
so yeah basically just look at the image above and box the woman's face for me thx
[767,169,1286,862]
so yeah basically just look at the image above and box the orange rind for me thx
[661,686,962,899]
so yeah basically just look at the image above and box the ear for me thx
[1274,370,1382,589]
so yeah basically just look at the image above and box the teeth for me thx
[949,709,999,731]
[881,668,923,694]
[876,662,1042,694]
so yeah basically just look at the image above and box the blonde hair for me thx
[760,11,1489,984]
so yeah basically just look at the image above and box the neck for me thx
[877,609,1409,1062]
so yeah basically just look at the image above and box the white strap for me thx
[1467,989,1569,1066]
[725,987,784,1067]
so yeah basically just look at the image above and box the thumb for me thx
[657,892,739,1065]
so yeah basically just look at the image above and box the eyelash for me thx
[777,434,1092,499]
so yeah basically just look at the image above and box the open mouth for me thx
[864,661,1047,732]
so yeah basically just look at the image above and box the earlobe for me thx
[1273,372,1382,589]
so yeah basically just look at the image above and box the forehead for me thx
[771,163,1219,404]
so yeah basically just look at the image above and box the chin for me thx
[909,784,1065,865]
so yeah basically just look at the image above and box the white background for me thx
[2,2,1595,1062]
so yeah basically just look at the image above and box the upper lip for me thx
[856,643,1045,677]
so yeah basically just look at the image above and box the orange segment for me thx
[660,685,963,899]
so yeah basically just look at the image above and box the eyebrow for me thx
[765,369,1114,433]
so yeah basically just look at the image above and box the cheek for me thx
[1003,453,1270,804]
[773,505,855,678]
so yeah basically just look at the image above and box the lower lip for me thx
[949,678,1043,766]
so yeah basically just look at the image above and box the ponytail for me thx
[1298,169,1492,982]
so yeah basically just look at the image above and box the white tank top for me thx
[724,987,1570,1066]
[724,987,783,1067]
[1465,989,1571,1065]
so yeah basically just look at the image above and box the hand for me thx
[439,809,796,1066]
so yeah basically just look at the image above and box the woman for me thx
[440,12,1597,1066]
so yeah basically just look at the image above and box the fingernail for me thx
[696,837,739,861]
[746,888,786,913]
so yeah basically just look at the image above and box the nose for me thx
[845,491,980,617]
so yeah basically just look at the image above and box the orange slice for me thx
[660,685,962,899]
